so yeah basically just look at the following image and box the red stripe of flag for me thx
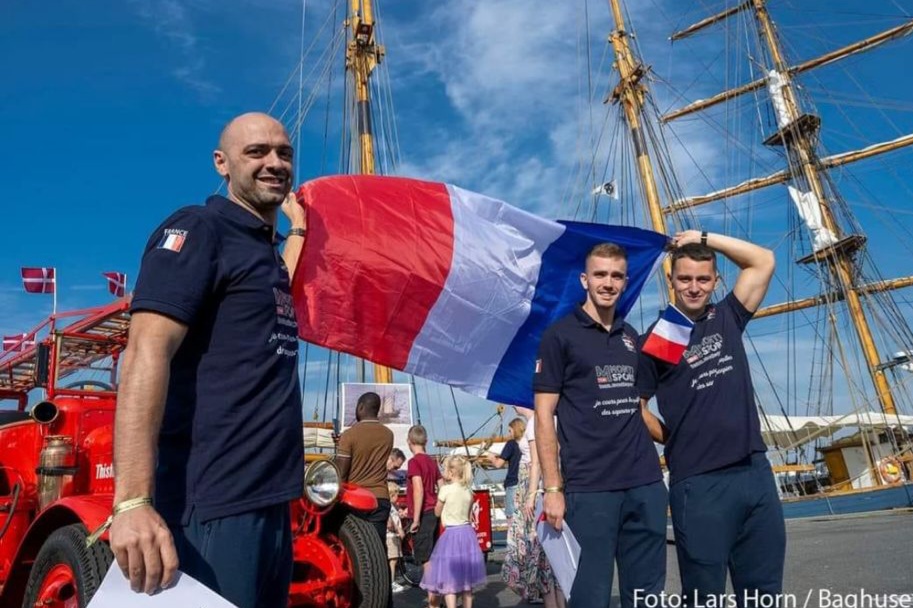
[21,267,56,294]
[642,332,688,365]
[294,176,455,368]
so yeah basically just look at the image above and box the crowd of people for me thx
[108,111,786,608]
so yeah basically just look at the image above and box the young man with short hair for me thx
[638,230,784,606]
[536,242,667,608]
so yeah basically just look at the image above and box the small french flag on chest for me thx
[642,304,695,364]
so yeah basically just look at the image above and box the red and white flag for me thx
[102,272,127,297]
[21,267,56,294]
[2,333,36,352]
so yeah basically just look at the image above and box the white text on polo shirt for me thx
[595,364,635,387]
[690,355,734,391]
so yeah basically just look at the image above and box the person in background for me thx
[420,455,487,608]
[387,447,407,483]
[502,413,563,607]
[335,391,395,606]
[406,424,443,607]
[386,481,407,595]
[482,417,526,523]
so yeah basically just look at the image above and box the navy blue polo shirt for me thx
[637,292,768,482]
[131,195,304,524]
[500,440,520,488]
[533,306,662,492]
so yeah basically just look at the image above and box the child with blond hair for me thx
[385,481,407,594]
[420,455,486,608]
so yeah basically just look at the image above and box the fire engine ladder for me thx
[0,299,132,406]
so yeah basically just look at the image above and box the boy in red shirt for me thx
[406,425,442,605]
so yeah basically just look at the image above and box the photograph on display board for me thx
[340,382,413,427]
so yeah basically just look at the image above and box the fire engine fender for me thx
[338,482,379,512]
[0,494,112,605]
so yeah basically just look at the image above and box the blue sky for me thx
[3,1,913,449]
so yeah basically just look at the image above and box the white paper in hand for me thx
[87,565,239,608]
[536,517,581,602]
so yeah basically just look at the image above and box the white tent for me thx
[760,411,913,450]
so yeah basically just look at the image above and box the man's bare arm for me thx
[280,192,307,280]
[534,395,561,490]
[640,398,668,444]
[114,312,187,502]
[110,311,187,594]
[534,393,567,530]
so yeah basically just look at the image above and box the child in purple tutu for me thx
[420,455,486,608]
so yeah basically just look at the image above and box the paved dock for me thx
[394,509,913,606]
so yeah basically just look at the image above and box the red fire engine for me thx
[0,300,388,607]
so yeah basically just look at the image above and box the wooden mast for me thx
[654,0,910,416]
[346,0,392,384]
[606,0,672,293]
[748,0,897,416]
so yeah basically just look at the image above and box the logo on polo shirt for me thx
[621,334,636,353]
[684,333,723,366]
[157,228,188,253]
[594,364,634,387]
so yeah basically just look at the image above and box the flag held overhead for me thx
[290,175,668,408]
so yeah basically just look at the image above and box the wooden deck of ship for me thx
[394,508,913,606]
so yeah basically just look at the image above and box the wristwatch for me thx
[700,231,709,246]
[288,228,307,238]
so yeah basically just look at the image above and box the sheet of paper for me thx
[88,565,239,608]
[536,517,581,602]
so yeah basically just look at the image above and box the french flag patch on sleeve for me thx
[157,229,187,253]
[642,304,695,364]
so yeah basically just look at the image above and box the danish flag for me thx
[21,267,56,294]
[2,333,36,352]
[102,272,127,297]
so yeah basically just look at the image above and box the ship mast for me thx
[606,0,673,289]
[661,1,913,417]
[346,0,392,383]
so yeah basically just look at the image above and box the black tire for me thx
[22,524,113,608]
[338,513,389,608]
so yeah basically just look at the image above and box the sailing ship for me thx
[286,0,913,518]
[579,0,913,517]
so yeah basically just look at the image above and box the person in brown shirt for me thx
[335,391,395,547]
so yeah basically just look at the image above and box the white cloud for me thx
[129,0,219,97]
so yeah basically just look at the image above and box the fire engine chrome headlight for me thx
[304,460,340,508]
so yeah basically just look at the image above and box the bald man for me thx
[109,113,308,608]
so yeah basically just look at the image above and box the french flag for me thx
[641,304,695,364]
[291,176,668,407]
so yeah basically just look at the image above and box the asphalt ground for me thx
[393,509,913,607]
